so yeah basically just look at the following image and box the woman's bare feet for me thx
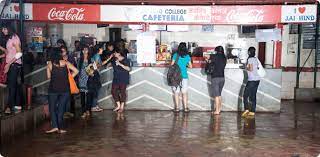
[4,108,11,114]
[118,108,124,113]
[59,130,67,134]
[45,128,59,134]
[113,106,120,112]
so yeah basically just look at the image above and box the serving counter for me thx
[25,66,281,112]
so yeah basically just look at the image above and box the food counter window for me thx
[123,24,265,68]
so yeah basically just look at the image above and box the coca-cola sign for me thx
[48,8,85,21]
[33,4,100,22]
[211,5,281,24]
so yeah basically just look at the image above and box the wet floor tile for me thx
[1,101,320,157]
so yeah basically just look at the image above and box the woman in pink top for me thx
[0,25,23,114]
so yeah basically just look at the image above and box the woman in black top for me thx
[104,48,131,113]
[208,46,226,115]
[46,49,78,134]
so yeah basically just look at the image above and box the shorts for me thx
[172,79,188,94]
[211,77,225,97]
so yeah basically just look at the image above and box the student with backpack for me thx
[242,47,262,117]
[169,42,192,113]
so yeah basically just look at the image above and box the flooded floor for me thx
[1,101,320,157]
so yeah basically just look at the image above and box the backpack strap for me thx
[175,54,180,65]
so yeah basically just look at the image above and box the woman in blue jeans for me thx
[242,47,260,117]
[46,48,78,134]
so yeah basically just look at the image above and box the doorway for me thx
[109,28,121,43]
[258,42,266,67]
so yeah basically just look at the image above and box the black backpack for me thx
[167,55,182,87]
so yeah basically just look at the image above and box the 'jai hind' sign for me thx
[281,5,317,23]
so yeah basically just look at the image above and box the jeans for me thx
[48,92,69,129]
[65,94,75,113]
[243,81,260,112]
[7,64,22,111]
[80,92,91,113]
[90,88,100,108]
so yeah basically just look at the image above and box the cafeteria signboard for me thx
[32,4,100,22]
[281,5,317,23]
[0,3,33,20]
[100,5,211,24]
[211,5,281,24]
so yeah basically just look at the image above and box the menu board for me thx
[137,32,156,64]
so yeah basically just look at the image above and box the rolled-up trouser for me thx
[111,83,127,103]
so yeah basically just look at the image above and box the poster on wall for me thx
[0,3,33,20]
[29,27,44,53]
[101,5,211,24]
[281,5,317,23]
[137,32,156,64]
[255,29,282,42]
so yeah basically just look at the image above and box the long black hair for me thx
[57,39,66,47]
[51,48,62,65]
[1,25,16,40]
[79,46,92,69]
[248,47,256,58]
[177,42,188,57]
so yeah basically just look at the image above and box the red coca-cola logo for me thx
[226,9,265,23]
[48,7,85,21]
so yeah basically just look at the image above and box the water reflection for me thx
[243,117,256,138]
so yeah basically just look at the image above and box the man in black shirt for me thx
[209,46,226,115]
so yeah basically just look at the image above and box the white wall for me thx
[62,24,107,51]
[282,72,320,99]
[281,24,316,67]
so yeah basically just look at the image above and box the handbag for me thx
[256,58,266,78]
[67,66,79,94]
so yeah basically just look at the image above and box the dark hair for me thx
[74,40,80,44]
[106,42,114,47]
[248,47,256,58]
[51,48,62,65]
[215,46,224,54]
[60,45,68,54]
[79,46,92,70]
[57,39,66,46]
[177,42,188,57]
[1,25,16,39]
[94,44,103,55]
[113,48,125,57]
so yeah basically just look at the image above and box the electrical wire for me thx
[298,49,313,74]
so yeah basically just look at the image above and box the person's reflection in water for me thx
[243,117,256,138]
[212,115,221,136]
[208,115,221,139]
[182,113,189,129]
[112,112,127,138]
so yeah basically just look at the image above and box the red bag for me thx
[0,62,7,84]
